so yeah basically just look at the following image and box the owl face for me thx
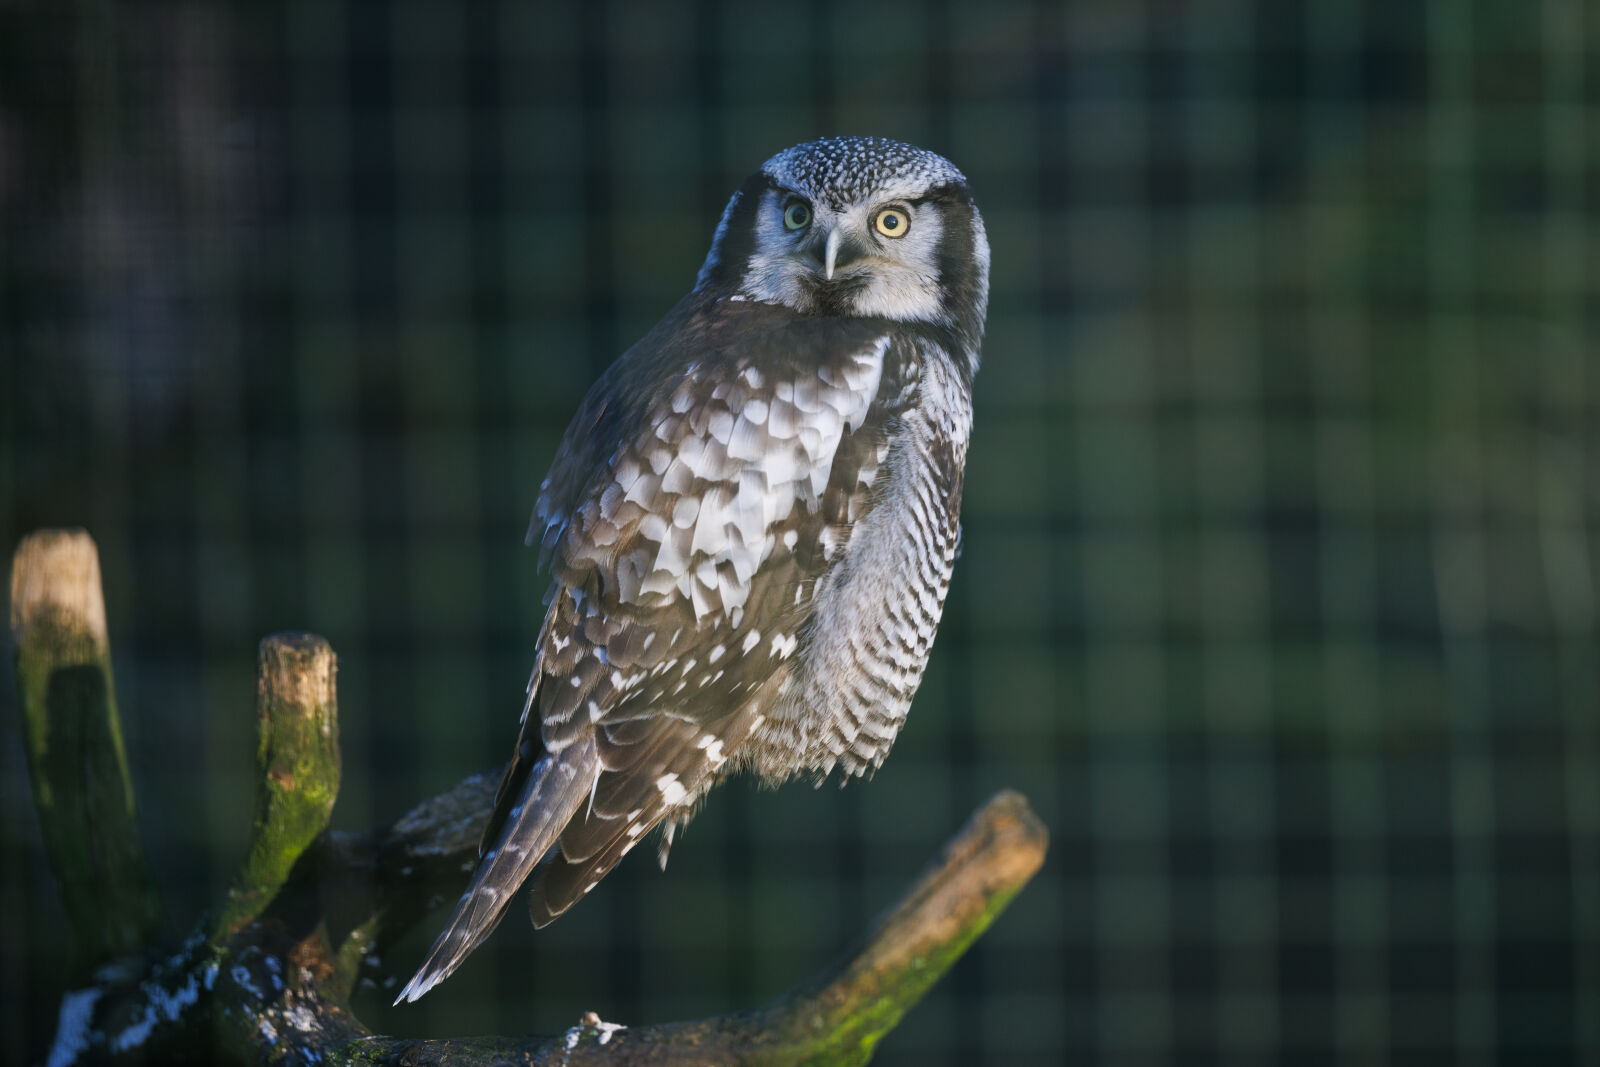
[697,137,989,350]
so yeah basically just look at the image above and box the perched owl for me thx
[396,136,989,1002]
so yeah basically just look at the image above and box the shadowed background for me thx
[2,1,1597,1064]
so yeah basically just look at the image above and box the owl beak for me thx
[821,228,867,281]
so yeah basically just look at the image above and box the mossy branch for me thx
[10,529,165,968]
[212,633,342,943]
[17,530,1049,1065]
[337,790,1049,1066]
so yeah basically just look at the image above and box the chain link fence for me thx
[3,2,1596,1063]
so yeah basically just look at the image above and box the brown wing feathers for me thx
[393,733,600,1003]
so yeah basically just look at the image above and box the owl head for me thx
[696,136,990,357]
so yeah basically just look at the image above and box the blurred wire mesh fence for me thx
[2,2,1596,1064]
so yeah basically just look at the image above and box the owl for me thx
[397,136,989,1002]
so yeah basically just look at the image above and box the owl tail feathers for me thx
[393,734,599,1004]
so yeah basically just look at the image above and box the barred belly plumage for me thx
[748,353,972,783]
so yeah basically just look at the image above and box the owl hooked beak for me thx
[821,227,868,281]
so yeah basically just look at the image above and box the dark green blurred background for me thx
[3,2,1597,1064]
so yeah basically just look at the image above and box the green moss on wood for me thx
[755,791,1049,1066]
[213,633,342,942]
[11,530,164,964]
[788,875,1032,1064]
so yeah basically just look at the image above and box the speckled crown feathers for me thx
[759,136,969,208]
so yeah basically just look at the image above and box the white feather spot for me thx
[819,524,846,561]
[671,382,695,414]
[726,414,766,461]
[696,733,726,765]
[767,398,800,438]
[638,512,670,543]
[656,773,687,805]
[672,496,700,528]
[660,457,695,494]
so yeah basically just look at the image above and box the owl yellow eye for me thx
[873,206,910,238]
[783,200,812,231]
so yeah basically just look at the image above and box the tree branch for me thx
[213,633,342,943]
[10,529,165,968]
[342,790,1048,1066]
[16,529,1049,1065]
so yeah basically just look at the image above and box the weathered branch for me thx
[770,789,1046,1057]
[213,633,342,942]
[16,530,1049,1065]
[342,790,1049,1065]
[10,529,164,967]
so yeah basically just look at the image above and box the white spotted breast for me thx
[748,342,972,782]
